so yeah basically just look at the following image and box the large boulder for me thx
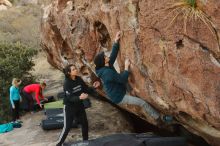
[0,0,12,7]
[0,0,12,11]
[40,0,220,145]
[0,4,7,10]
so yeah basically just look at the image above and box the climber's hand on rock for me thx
[115,31,121,43]
[125,59,131,70]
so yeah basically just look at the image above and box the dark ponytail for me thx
[94,52,105,70]
[63,64,75,78]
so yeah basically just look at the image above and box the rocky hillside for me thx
[0,0,53,48]
[40,0,220,145]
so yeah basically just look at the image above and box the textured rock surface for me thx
[41,0,220,145]
[0,0,12,7]
[0,0,12,10]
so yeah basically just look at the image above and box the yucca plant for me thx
[166,0,216,37]
[187,0,196,8]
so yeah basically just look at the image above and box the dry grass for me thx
[0,4,41,49]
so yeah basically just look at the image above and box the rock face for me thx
[0,0,12,7]
[41,0,220,145]
[0,0,12,11]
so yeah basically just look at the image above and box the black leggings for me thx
[22,90,34,111]
[12,100,20,121]
[57,105,88,145]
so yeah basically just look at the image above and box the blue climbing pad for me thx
[0,123,13,133]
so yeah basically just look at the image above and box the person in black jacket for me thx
[56,64,99,146]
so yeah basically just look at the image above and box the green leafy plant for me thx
[0,42,37,124]
[187,0,196,8]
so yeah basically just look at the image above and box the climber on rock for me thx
[94,31,173,124]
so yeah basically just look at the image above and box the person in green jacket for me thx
[9,78,22,122]
[94,31,173,124]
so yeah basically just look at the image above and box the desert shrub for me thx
[0,42,37,124]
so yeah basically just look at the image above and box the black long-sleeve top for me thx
[63,76,94,107]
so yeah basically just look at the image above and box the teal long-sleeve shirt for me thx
[9,86,21,107]
[96,42,129,103]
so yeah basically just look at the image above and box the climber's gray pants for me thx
[119,95,160,119]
